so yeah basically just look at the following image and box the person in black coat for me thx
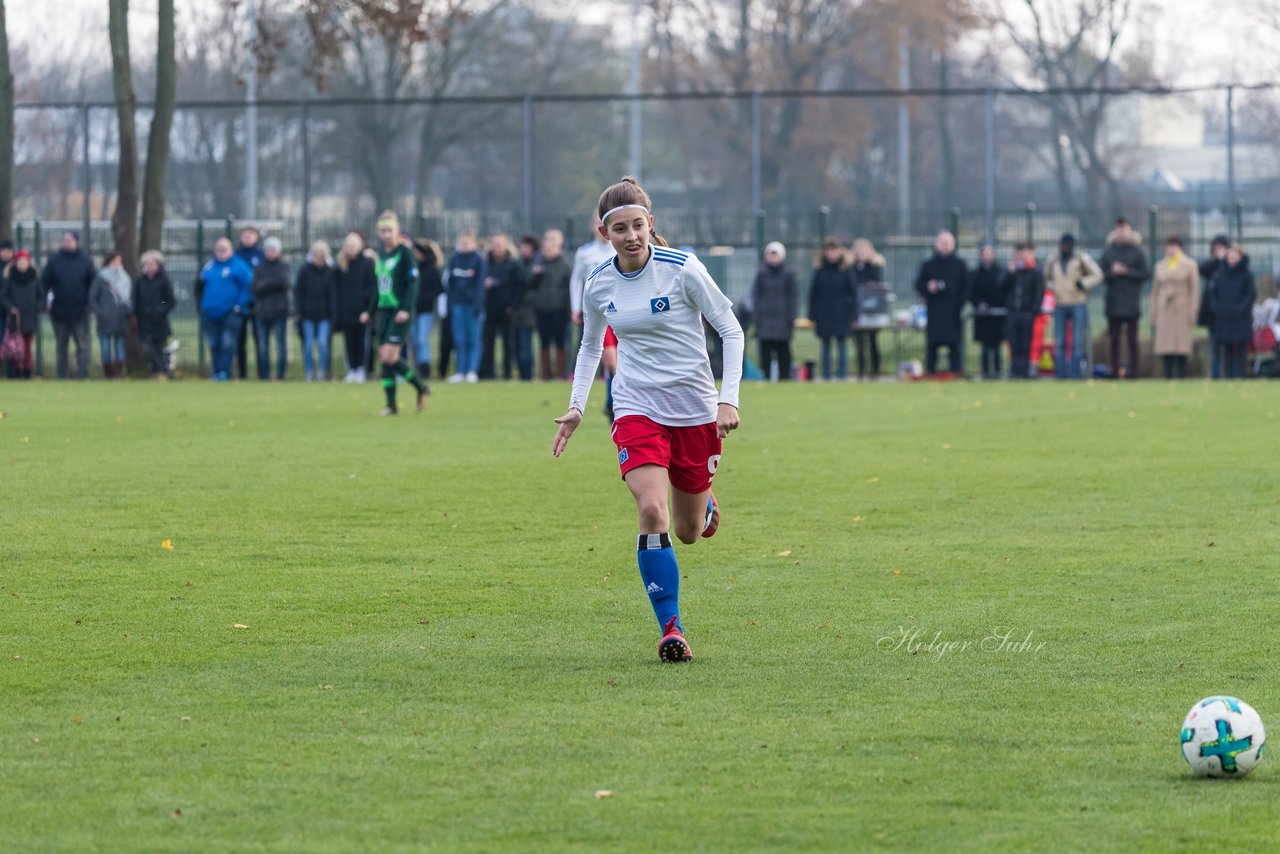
[1210,245,1255,379]
[1197,233,1230,378]
[807,237,855,380]
[335,232,377,383]
[251,237,291,380]
[295,240,337,381]
[751,241,798,380]
[969,243,1006,379]
[479,234,526,381]
[134,250,176,379]
[410,237,444,381]
[2,250,40,378]
[1098,218,1150,379]
[1001,243,1045,379]
[850,239,885,379]
[914,230,969,376]
[40,230,96,379]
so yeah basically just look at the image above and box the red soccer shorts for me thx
[603,326,618,348]
[611,415,722,494]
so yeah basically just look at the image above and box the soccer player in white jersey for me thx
[552,176,744,663]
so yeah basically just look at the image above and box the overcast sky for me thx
[4,0,1273,90]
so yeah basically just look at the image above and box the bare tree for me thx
[0,0,12,240]
[108,0,140,274]
[987,0,1142,220]
[140,0,176,254]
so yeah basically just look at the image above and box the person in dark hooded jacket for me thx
[2,250,40,378]
[335,231,377,382]
[969,243,1006,378]
[40,230,96,379]
[1197,234,1230,378]
[1099,218,1149,379]
[134,250,176,379]
[1001,243,1045,379]
[479,233,526,381]
[751,241,797,380]
[295,240,337,381]
[251,237,291,380]
[807,237,854,380]
[1209,244,1255,379]
[914,230,969,376]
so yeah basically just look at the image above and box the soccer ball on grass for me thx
[1180,696,1266,778]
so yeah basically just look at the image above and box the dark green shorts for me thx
[375,310,409,346]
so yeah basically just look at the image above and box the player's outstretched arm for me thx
[552,408,583,457]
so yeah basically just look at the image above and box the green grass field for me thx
[3,378,1279,851]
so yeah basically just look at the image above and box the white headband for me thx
[601,204,650,226]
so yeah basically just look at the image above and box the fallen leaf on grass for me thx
[19,436,29,443]
[161,539,173,550]
[320,685,334,691]
[594,790,613,799]
[776,549,792,557]
[233,624,249,630]
[179,716,191,722]
[170,808,183,819]
[851,515,864,523]
[70,715,82,724]
[893,569,904,575]
[1127,411,1136,418]
[867,476,880,484]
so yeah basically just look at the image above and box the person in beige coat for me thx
[1044,232,1103,378]
[1149,235,1199,379]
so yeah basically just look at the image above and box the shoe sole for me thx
[659,634,692,663]
[701,496,720,538]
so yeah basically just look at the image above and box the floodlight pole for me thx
[244,0,258,220]
[627,0,642,179]
[897,29,910,237]
[751,90,762,214]
[1226,85,1236,234]
[984,88,995,244]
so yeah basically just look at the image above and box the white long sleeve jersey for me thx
[569,245,743,427]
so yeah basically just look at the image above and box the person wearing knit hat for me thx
[1044,230,1103,378]
[752,241,797,380]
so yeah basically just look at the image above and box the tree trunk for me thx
[139,0,175,254]
[0,0,13,241]
[108,0,139,275]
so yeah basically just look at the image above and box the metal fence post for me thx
[300,100,311,254]
[817,205,829,242]
[224,216,234,239]
[1025,203,1036,244]
[754,210,765,261]
[1235,202,1244,243]
[81,104,92,256]
[522,96,534,232]
[565,214,575,249]
[15,223,22,249]
[950,207,961,243]
[984,87,995,243]
[32,220,42,377]
[1148,205,1159,249]
[196,220,206,376]
[751,91,762,216]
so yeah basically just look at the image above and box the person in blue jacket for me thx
[444,228,487,383]
[199,237,254,381]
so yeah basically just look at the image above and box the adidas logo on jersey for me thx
[605,301,618,315]
[645,582,663,593]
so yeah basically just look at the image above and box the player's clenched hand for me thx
[552,408,583,457]
[716,403,740,440]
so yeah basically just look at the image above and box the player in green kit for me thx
[359,211,429,416]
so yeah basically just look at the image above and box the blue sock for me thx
[637,533,681,632]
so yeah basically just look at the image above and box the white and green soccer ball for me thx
[1181,696,1266,777]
